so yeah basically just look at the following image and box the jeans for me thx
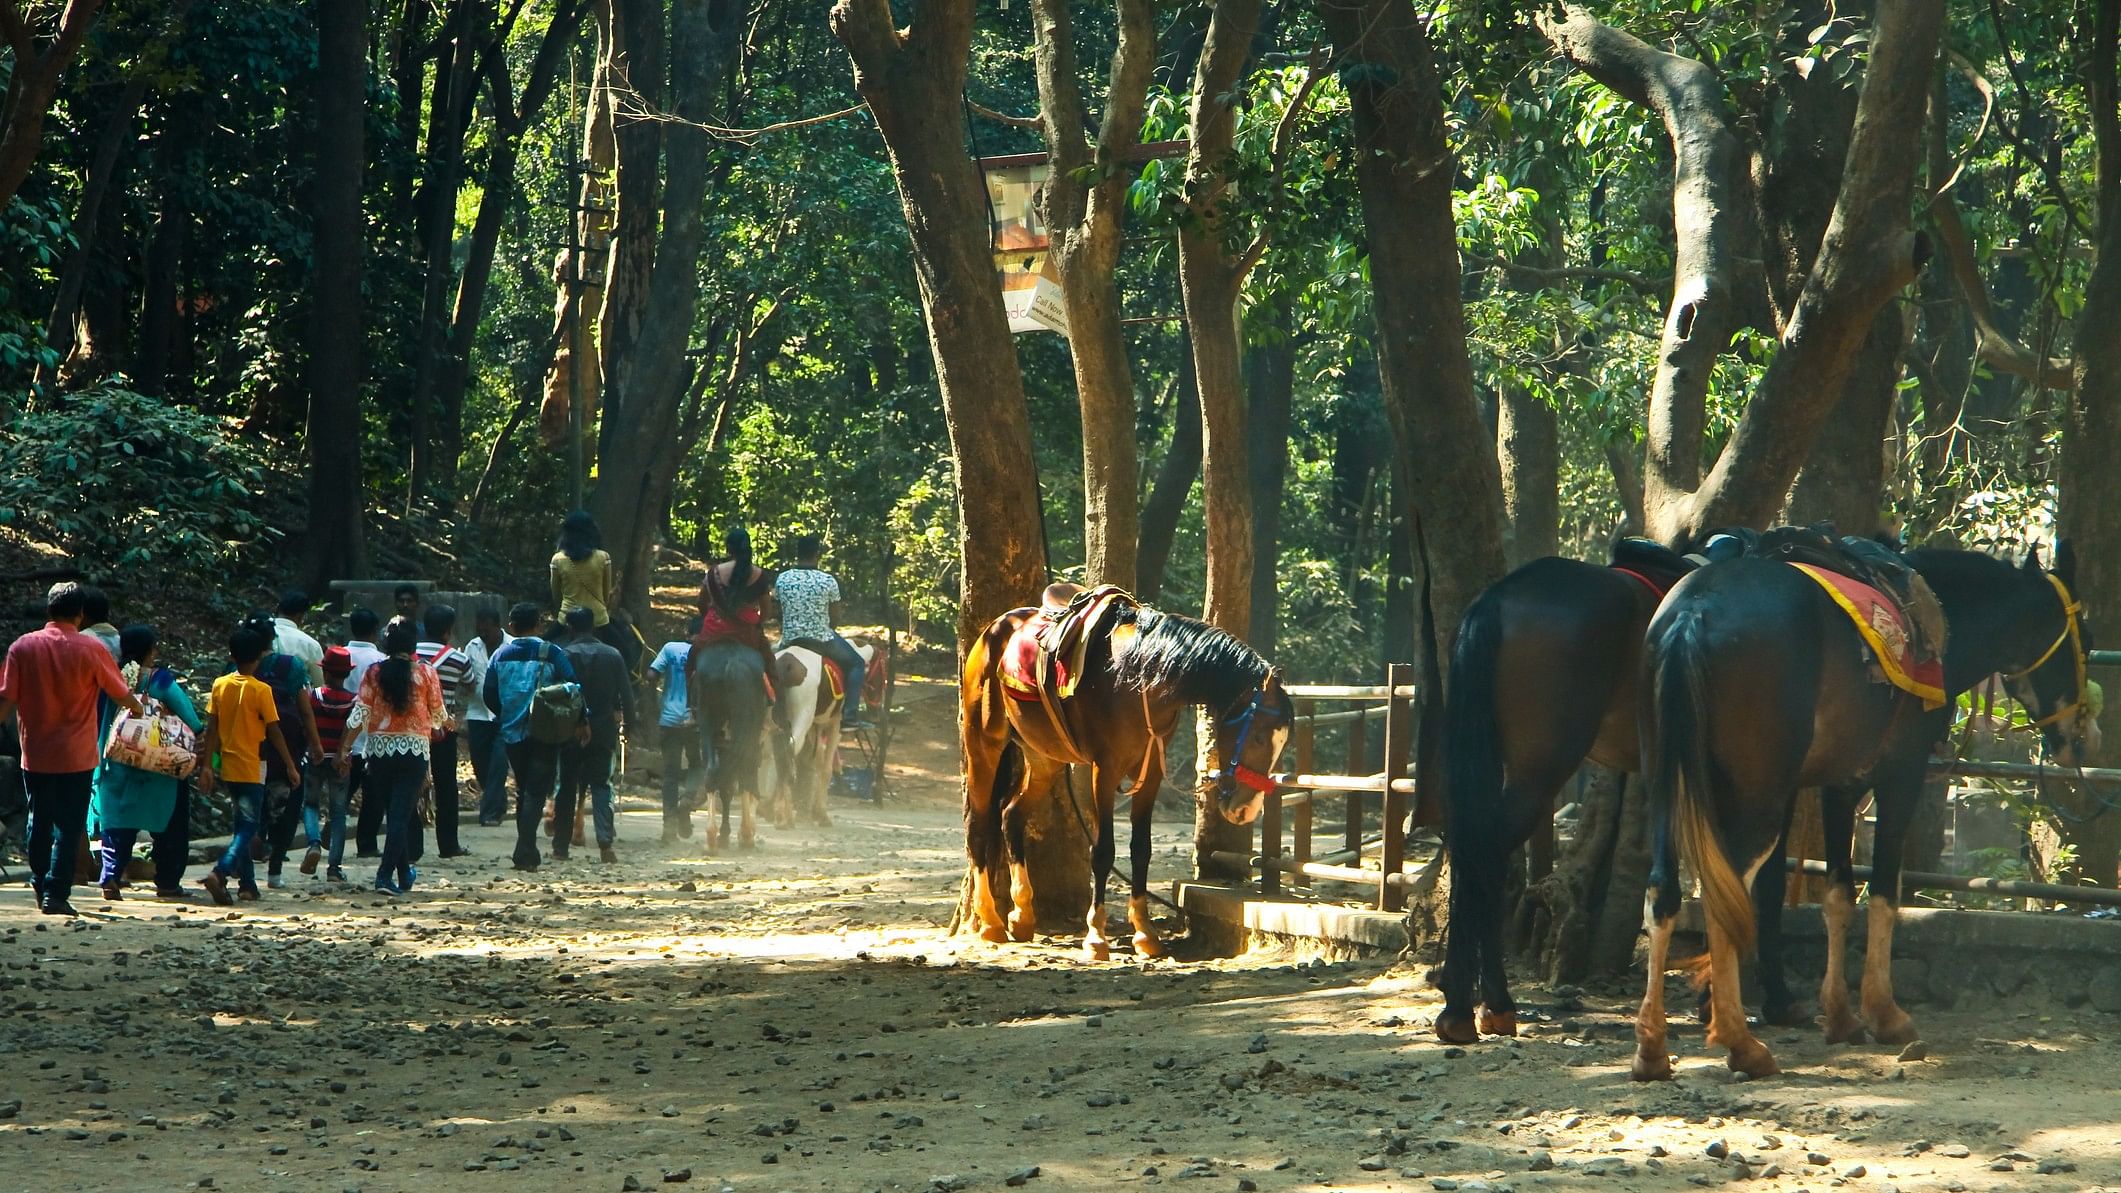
[506,739,561,869]
[367,754,426,890]
[315,766,352,873]
[557,721,618,849]
[429,730,463,853]
[152,784,190,892]
[466,718,509,823]
[659,724,700,830]
[354,752,385,855]
[24,769,93,909]
[264,776,308,877]
[213,782,265,891]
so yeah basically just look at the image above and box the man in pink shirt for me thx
[0,582,142,916]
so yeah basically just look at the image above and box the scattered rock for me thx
[2035,1158,2077,1174]
[1896,1040,1929,1062]
[1359,1155,1388,1171]
[1843,1164,1868,1179]
[1704,1139,1730,1160]
[1247,1034,1268,1054]
[661,1170,692,1184]
[1005,1165,1042,1187]
[622,1178,644,1192]
[1937,1144,1970,1158]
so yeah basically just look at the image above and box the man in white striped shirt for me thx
[417,603,475,858]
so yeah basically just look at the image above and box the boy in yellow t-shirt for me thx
[196,624,299,905]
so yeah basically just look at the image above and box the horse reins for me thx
[2005,572,2088,730]
[1206,683,1284,798]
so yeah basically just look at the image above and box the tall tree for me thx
[590,0,744,619]
[1033,0,1154,590]
[1175,0,1266,880]
[1317,0,1506,659]
[833,0,1087,928]
[306,0,369,590]
[0,0,104,209]
[2056,0,2121,887]
[1536,1,1945,544]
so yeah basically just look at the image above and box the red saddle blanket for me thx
[1001,611,1065,702]
[1789,562,1946,710]
[998,585,1132,704]
[819,655,845,702]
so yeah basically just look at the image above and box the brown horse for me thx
[962,587,1293,959]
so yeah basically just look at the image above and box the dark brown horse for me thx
[1635,543,2094,1079]
[962,588,1293,959]
[1433,540,1698,1043]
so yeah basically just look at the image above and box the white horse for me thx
[768,640,879,828]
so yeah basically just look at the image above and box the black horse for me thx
[1633,543,2093,1080]
[1433,539,1698,1044]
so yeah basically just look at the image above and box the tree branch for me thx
[1535,3,1756,532]
[969,99,1041,129]
[0,3,32,63]
[1461,250,1665,296]
[1930,188,2075,390]
[827,0,904,79]
[1237,51,1327,277]
[40,0,103,72]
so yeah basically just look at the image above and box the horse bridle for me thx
[2005,572,2089,731]
[1208,683,1285,797]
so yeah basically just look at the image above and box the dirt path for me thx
[5,678,2121,1191]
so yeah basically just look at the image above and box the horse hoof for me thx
[1007,917,1036,943]
[1630,1050,1675,1082]
[1869,1013,1918,1047]
[1726,1040,1780,1079]
[813,813,833,827]
[1433,1014,1478,1046]
[1084,938,1111,962]
[1131,933,1167,960]
[978,924,1010,944]
[1478,1009,1519,1038]
[1763,1001,1812,1029]
[1821,1012,1867,1046]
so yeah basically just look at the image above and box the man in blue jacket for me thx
[482,602,577,871]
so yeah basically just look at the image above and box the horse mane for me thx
[1109,605,1269,710]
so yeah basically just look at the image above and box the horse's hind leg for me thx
[1632,796,1681,1081]
[1859,769,1923,1045]
[1002,754,1066,942]
[961,721,1013,945]
[1081,765,1119,961]
[1752,792,1809,1028]
[1814,786,1865,1044]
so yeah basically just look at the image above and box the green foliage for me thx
[0,385,278,582]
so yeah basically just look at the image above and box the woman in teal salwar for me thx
[90,625,204,901]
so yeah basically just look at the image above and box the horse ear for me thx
[2023,543,2044,574]
[2056,538,2079,588]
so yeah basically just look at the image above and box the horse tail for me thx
[1438,590,1506,1015]
[1654,607,1753,957]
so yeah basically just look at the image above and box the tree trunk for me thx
[1136,345,1199,603]
[1318,0,1507,661]
[1786,308,1904,537]
[595,0,662,430]
[1034,0,1153,592]
[1538,1,1942,545]
[431,0,587,501]
[1177,0,1263,882]
[0,0,106,210]
[1245,313,1296,651]
[589,0,742,622]
[1496,385,1559,567]
[406,0,486,508]
[135,181,186,397]
[2053,0,2121,888]
[305,0,369,592]
[833,0,1082,928]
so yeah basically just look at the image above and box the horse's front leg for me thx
[1127,764,1167,959]
[1859,767,1924,1046]
[1082,765,1119,961]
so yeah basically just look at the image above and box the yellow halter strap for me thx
[2005,572,2087,729]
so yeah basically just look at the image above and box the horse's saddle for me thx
[1747,524,1948,708]
[1609,536,1698,596]
[999,583,1134,704]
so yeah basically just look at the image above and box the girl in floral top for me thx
[342,617,443,896]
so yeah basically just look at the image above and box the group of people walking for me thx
[5,511,869,914]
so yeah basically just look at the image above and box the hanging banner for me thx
[984,160,1069,337]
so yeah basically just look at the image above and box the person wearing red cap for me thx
[309,645,359,882]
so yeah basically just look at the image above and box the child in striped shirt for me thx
[310,646,359,882]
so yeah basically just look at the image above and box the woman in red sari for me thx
[697,527,778,693]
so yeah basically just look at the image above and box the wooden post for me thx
[1344,709,1368,858]
[1293,700,1315,890]
[1260,776,1283,898]
[1379,663,1414,912]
